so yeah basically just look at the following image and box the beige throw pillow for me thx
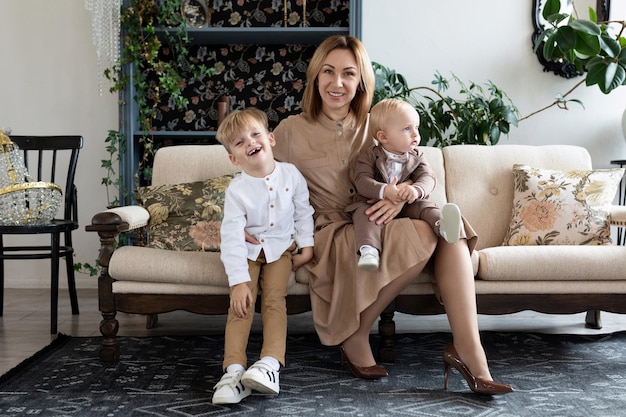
[502,164,624,246]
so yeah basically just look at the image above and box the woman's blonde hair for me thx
[216,107,269,153]
[301,35,375,127]
[368,98,416,140]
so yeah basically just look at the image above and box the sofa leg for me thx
[585,309,602,329]
[100,312,120,363]
[146,314,159,329]
[378,309,396,363]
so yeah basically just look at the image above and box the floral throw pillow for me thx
[502,164,624,246]
[137,175,235,251]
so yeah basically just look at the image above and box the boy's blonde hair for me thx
[216,107,269,153]
[368,98,417,140]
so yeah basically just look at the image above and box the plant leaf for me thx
[599,34,621,58]
[575,32,601,56]
[543,0,563,21]
[570,19,602,36]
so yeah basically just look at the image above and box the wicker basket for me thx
[0,130,63,225]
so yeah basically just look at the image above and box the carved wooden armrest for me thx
[85,206,149,268]
[609,205,626,227]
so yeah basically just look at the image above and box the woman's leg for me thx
[342,221,436,367]
[434,238,492,380]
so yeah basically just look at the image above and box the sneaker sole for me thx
[212,393,250,405]
[358,262,379,271]
[241,375,279,395]
[212,388,251,405]
[440,203,461,244]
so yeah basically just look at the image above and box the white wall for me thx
[362,0,626,168]
[1,0,625,288]
[0,1,116,288]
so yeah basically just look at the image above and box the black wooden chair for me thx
[0,135,83,333]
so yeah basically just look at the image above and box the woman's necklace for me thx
[324,110,350,128]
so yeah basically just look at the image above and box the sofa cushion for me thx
[477,245,626,281]
[442,145,593,250]
[502,165,623,246]
[151,145,240,186]
[137,174,235,251]
[109,245,299,289]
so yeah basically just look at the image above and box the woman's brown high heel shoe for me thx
[443,344,513,395]
[339,345,388,380]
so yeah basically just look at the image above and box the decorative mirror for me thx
[532,0,611,78]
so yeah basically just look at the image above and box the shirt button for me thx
[337,131,343,136]
[270,223,274,227]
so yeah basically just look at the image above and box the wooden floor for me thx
[2,287,626,375]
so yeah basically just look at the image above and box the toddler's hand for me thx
[383,177,405,204]
[397,184,420,204]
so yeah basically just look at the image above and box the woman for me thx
[272,35,511,395]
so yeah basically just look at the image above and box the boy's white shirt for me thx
[220,161,315,287]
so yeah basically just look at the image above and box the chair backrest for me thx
[9,136,83,222]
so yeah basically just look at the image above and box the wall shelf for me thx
[119,0,361,203]
[162,27,350,45]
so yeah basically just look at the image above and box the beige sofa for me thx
[88,144,626,363]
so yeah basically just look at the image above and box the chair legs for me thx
[51,232,60,334]
[0,234,3,317]
[64,231,79,315]
[66,254,79,315]
[0,231,80,334]
[0,268,3,317]
[49,232,80,334]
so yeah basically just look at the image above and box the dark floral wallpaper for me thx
[146,0,349,134]
[148,42,316,133]
[207,0,349,28]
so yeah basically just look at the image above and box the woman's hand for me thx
[365,198,404,225]
[244,231,260,245]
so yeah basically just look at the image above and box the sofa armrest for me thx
[86,206,149,273]
[609,205,626,227]
[102,206,149,231]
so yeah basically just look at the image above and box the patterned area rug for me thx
[1,331,626,416]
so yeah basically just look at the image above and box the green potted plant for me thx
[534,0,626,94]
[372,62,520,147]
[104,0,213,202]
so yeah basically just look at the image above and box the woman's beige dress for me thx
[273,112,475,346]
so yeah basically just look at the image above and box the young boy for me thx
[346,98,462,271]
[213,108,314,404]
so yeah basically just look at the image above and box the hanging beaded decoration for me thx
[84,0,122,94]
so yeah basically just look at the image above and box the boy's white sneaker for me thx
[241,360,280,394]
[358,252,379,271]
[212,369,251,405]
[439,203,462,244]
